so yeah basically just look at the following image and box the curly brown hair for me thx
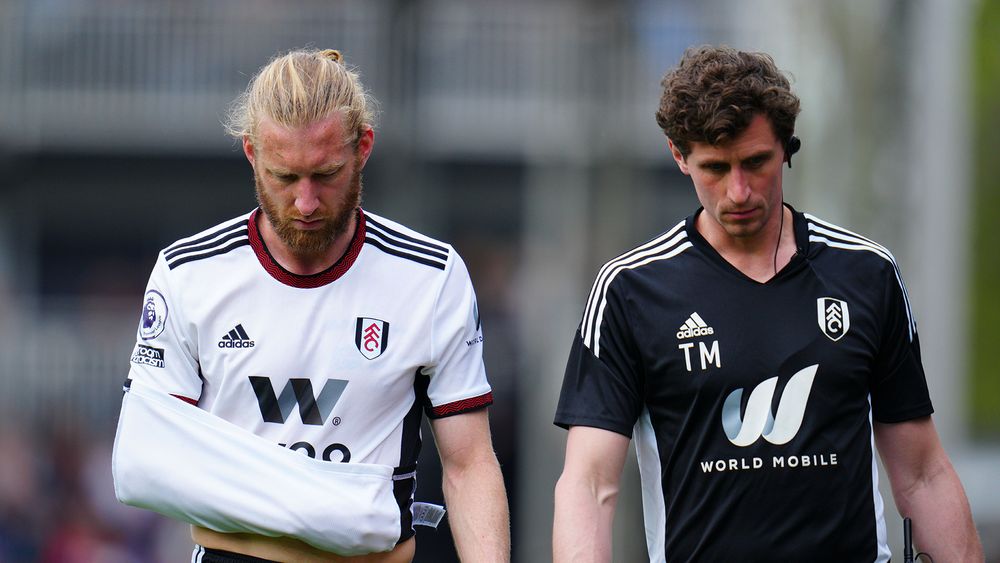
[655,45,800,158]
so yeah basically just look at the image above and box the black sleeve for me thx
[554,282,644,437]
[869,262,934,423]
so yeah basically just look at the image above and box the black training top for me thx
[555,205,932,562]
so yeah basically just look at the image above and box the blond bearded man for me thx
[114,49,509,563]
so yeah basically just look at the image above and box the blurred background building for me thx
[0,0,997,561]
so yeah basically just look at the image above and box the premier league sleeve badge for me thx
[139,289,168,340]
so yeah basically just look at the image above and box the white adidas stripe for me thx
[806,224,915,339]
[581,221,686,338]
[581,221,686,347]
[590,240,693,357]
[582,225,687,349]
[805,215,916,341]
[805,213,888,251]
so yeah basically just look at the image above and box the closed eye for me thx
[701,162,729,174]
[271,172,297,183]
[743,152,774,170]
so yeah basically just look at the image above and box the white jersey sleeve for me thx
[422,251,493,418]
[126,252,202,402]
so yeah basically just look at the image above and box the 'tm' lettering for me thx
[678,340,722,372]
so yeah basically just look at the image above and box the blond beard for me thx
[255,159,363,257]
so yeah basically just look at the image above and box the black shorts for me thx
[192,546,279,563]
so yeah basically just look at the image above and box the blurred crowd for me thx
[0,423,190,562]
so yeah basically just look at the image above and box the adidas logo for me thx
[218,323,255,348]
[676,312,714,339]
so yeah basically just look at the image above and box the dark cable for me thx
[903,517,935,562]
[773,204,784,275]
[904,517,914,563]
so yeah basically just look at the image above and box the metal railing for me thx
[0,0,708,159]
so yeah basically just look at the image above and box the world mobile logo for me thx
[701,364,838,474]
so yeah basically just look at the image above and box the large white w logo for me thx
[721,364,818,446]
[248,377,349,425]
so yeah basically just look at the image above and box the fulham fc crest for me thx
[356,317,389,360]
[817,297,850,341]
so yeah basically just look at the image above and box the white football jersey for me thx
[127,208,492,537]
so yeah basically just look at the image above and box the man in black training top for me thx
[553,45,982,562]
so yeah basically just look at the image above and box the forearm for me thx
[441,455,510,562]
[553,473,617,563]
[114,380,401,555]
[893,460,983,561]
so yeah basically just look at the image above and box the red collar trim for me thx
[247,208,366,288]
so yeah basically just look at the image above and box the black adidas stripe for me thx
[366,225,449,262]
[164,219,248,255]
[366,217,449,254]
[364,237,446,270]
[167,239,250,270]
[165,227,249,261]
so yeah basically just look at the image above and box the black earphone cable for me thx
[773,203,784,275]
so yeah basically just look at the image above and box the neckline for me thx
[685,203,809,285]
[247,208,366,288]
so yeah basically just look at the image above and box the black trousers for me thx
[193,545,280,563]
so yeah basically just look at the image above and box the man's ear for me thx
[356,126,375,169]
[242,136,256,167]
[668,139,690,175]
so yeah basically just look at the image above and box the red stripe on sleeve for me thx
[429,392,493,418]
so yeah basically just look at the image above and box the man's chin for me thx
[276,229,334,254]
[272,209,355,255]
[722,222,765,239]
[287,240,335,256]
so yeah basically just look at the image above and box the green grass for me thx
[970,0,1000,439]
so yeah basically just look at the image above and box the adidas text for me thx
[676,326,714,339]
[219,339,255,348]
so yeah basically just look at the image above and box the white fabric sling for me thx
[112,379,401,555]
